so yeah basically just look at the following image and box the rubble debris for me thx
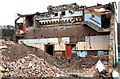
[0,41,65,78]
[2,54,64,78]
[0,40,117,78]
[1,41,57,66]
[0,66,5,71]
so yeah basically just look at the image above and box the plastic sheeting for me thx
[112,70,120,79]
[95,60,105,72]
[97,51,108,56]
[77,51,87,57]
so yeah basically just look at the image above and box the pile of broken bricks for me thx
[1,54,65,78]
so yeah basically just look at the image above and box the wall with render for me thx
[18,37,69,51]
[18,37,70,44]
[76,35,109,50]
[25,43,45,51]
[19,35,109,51]
[54,43,66,51]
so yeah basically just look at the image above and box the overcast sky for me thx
[0,0,118,26]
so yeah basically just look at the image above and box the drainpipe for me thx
[112,2,118,67]
[114,2,118,66]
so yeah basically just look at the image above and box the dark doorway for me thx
[45,45,54,56]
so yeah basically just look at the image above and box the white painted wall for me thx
[18,37,70,44]
[19,36,109,51]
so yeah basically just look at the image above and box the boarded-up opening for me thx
[66,44,76,58]
[45,44,54,56]
[66,44,72,59]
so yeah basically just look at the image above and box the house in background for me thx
[15,2,117,66]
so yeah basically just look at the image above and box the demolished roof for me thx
[16,2,116,18]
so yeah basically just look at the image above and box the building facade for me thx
[15,2,117,66]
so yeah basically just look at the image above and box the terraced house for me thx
[15,2,118,66]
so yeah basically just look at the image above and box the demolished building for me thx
[15,2,118,67]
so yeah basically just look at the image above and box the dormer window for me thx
[61,11,65,16]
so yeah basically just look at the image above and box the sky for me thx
[0,0,119,26]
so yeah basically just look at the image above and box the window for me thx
[54,13,58,16]
[61,11,65,16]
[69,10,73,14]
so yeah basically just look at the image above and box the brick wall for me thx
[24,25,109,43]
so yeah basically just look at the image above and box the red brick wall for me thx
[24,25,110,43]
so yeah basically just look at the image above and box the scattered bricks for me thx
[1,54,65,78]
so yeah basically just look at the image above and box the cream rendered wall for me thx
[76,42,86,50]
[76,41,109,50]
[26,43,45,51]
[76,35,109,50]
[26,43,66,51]
[54,43,66,51]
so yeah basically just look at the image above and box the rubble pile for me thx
[1,40,57,66]
[2,54,64,78]
[0,40,64,78]
[1,40,118,78]
[56,55,108,72]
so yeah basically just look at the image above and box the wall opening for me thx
[54,13,58,16]
[101,14,111,28]
[61,11,65,16]
[26,15,33,27]
[45,44,54,56]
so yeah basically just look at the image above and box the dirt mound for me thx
[1,43,57,66]
[0,41,65,78]
[0,40,110,78]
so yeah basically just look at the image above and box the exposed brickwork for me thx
[24,25,109,43]
[108,15,115,67]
